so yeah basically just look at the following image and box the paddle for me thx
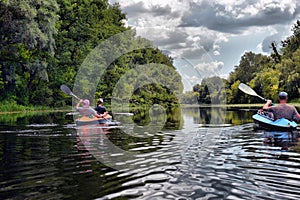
[238,83,267,101]
[113,112,134,116]
[60,85,81,101]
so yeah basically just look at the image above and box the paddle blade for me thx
[60,84,72,95]
[113,112,134,116]
[238,83,258,96]
[60,84,81,100]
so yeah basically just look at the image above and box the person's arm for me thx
[76,99,83,109]
[292,107,300,122]
[91,108,102,118]
[296,113,300,121]
[102,107,108,117]
[95,114,102,118]
[263,100,272,110]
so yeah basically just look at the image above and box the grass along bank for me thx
[2,101,300,114]
[0,100,72,114]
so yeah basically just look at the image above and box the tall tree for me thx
[228,52,270,85]
[282,20,300,57]
[0,0,59,104]
[52,0,128,106]
[193,76,226,104]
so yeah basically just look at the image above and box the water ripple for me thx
[98,125,300,199]
[1,117,300,199]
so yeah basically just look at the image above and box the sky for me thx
[108,0,300,91]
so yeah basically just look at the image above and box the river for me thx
[0,106,300,199]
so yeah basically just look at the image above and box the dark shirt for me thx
[266,104,300,121]
[95,105,106,114]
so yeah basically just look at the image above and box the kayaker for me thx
[95,98,108,118]
[263,92,300,121]
[76,99,101,118]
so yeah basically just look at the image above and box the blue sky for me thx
[109,0,300,90]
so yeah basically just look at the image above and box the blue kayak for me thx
[252,112,297,131]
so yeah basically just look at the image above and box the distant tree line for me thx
[181,20,300,104]
[0,0,182,108]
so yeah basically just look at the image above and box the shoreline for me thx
[2,103,300,115]
[0,109,72,115]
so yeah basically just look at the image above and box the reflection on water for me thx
[0,107,300,199]
[182,106,256,126]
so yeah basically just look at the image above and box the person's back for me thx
[263,91,300,122]
[95,98,107,116]
[266,104,298,121]
[77,106,97,117]
[76,99,99,118]
[95,105,106,114]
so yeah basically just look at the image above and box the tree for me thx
[275,49,300,100]
[52,0,128,106]
[226,51,276,103]
[193,76,226,104]
[0,0,183,108]
[226,80,241,104]
[0,0,59,104]
[270,42,281,64]
[250,69,281,101]
[180,91,199,104]
[228,52,270,85]
[282,20,300,57]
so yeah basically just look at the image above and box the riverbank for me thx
[182,103,300,108]
[0,101,72,114]
[2,102,300,115]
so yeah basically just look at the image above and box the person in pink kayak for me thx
[76,99,101,118]
[95,98,109,118]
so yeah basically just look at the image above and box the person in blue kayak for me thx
[263,91,300,121]
[76,99,101,118]
[95,98,108,118]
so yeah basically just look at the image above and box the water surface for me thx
[0,107,300,199]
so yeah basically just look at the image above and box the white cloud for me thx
[180,0,300,33]
[194,61,224,76]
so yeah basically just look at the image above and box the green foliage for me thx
[250,69,281,101]
[110,61,182,107]
[226,80,242,104]
[0,100,50,112]
[228,52,271,85]
[281,20,300,57]
[192,76,226,104]
[275,48,300,100]
[51,0,129,107]
[0,0,181,111]
[0,0,59,103]
[180,91,199,104]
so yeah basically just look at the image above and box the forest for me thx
[1,0,300,111]
[0,0,182,110]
